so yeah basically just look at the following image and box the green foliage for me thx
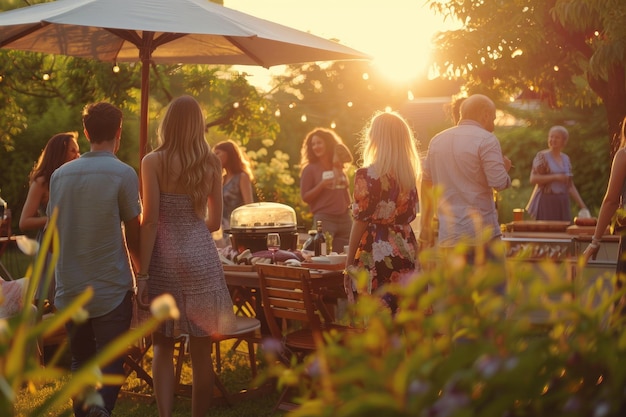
[265,243,626,417]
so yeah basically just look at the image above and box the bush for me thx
[266,240,626,417]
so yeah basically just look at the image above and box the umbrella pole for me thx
[139,57,150,166]
[139,32,155,168]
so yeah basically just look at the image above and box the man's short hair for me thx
[82,102,123,144]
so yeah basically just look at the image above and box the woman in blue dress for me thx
[527,125,587,221]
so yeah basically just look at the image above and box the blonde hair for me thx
[360,111,421,193]
[155,95,220,217]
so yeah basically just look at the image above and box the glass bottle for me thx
[313,220,327,256]
[302,229,317,252]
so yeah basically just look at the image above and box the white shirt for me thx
[423,120,511,247]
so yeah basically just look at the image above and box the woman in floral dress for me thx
[343,111,421,314]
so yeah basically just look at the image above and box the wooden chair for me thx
[256,264,354,411]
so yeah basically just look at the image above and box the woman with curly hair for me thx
[138,95,236,417]
[299,127,353,253]
[343,111,421,315]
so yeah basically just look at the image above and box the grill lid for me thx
[229,202,297,230]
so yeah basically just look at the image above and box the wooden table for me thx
[223,265,345,331]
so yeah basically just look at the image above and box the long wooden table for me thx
[224,267,344,290]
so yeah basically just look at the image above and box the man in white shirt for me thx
[420,94,512,261]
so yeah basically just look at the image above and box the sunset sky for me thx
[225,0,459,90]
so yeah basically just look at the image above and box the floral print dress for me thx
[351,166,419,312]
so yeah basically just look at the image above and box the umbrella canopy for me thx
[0,0,370,159]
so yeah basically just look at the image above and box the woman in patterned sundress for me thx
[343,111,421,315]
[138,95,236,417]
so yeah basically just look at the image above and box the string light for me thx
[300,115,307,122]
[330,121,336,129]
[233,102,240,108]
[274,109,281,117]
[112,63,120,73]
[347,101,353,108]
[42,73,50,81]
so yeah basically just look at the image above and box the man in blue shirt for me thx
[48,102,141,417]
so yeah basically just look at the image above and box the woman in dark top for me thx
[19,132,80,307]
[213,140,254,246]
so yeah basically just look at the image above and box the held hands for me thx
[136,274,150,309]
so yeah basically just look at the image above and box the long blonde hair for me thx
[360,111,421,193]
[155,95,220,217]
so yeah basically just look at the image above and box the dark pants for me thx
[66,291,133,417]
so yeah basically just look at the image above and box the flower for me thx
[71,308,89,324]
[150,293,180,320]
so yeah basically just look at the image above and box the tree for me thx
[427,0,626,155]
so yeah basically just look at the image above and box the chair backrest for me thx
[256,264,321,340]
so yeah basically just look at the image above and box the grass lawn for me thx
[15,339,283,417]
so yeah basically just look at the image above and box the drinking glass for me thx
[266,233,281,264]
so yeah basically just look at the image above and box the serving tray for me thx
[506,220,570,233]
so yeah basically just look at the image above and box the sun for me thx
[368,43,435,86]
[347,5,448,86]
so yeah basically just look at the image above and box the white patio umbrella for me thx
[0,0,370,159]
